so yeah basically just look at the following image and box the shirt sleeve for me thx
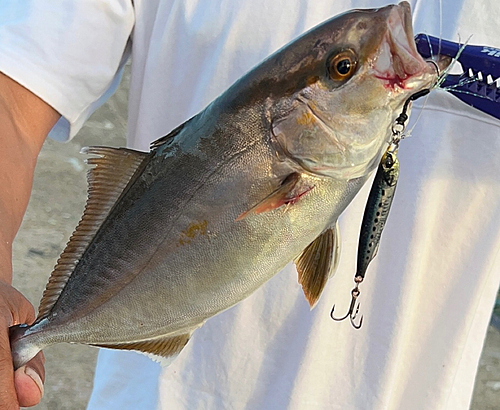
[0,0,135,141]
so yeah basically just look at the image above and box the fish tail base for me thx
[9,324,41,370]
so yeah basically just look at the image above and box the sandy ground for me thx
[11,68,500,409]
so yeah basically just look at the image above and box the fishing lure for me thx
[330,145,399,328]
[330,90,427,328]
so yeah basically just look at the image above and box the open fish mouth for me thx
[372,2,444,90]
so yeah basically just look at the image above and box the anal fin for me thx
[93,333,191,360]
[295,222,341,308]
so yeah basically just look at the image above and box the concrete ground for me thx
[11,68,500,409]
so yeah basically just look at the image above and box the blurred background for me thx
[12,66,500,409]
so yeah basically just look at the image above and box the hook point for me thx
[350,313,363,329]
[330,304,350,322]
[330,284,363,329]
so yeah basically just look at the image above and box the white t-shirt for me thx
[1,0,500,409]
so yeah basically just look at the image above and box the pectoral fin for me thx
[236,173,313,221]
[295,222,341,308]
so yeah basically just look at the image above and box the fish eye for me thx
[336,59,351,75]
[327,50,357,81]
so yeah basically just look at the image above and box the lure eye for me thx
[327,50,358,81]
[384,154,394,168]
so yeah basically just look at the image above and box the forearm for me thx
[0,72,60,283]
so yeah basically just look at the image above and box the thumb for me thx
[0,325,44,409]
[0,281,45,409]
[14,353,45,408]
[0,324,21,409]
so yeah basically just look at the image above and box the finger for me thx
[0,321,20,409]
[14,352,45,408]
[0,282,43,408]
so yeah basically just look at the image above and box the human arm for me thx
[0,72,60,409]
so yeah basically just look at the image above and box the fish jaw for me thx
[371,2,437,91]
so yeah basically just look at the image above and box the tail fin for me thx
[9,324,41,370]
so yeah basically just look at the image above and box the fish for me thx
[10,1,449,369]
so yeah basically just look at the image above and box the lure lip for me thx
[415,33,500,120]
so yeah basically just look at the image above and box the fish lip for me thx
[371,2,434,90]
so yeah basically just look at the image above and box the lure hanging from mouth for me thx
[330,86,432,328]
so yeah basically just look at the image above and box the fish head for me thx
[268,1,448,179]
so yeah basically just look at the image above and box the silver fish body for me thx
[11,2,443,369]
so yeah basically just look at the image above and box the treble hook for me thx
[330,276,364,329]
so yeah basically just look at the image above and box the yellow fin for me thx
[37,147,149,320]
[93,333,191,358]
[295,223,341,308]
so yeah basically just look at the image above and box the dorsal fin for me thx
[37,147,149,320]
[92,333,191,359]
[294,222,341,308]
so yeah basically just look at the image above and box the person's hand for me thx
[0,281,45,409]
[0,71,59,409]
